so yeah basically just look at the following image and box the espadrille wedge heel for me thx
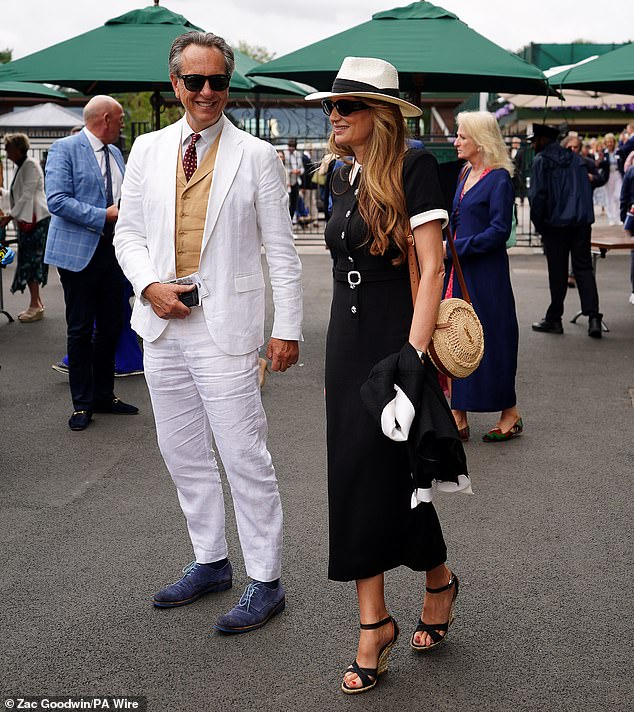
[410,572,459,652]
[341,615,399,694]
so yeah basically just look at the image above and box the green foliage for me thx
[114,91,183,136]
[0,48,12,64]
[235,41,275,64]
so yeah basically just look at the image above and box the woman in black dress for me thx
[306,58,468,694]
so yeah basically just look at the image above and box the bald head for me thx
[83,95,124,144]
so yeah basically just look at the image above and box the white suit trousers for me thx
[143,308,282,582]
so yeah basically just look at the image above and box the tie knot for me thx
[190,133,201,145]
[101,144,110,154]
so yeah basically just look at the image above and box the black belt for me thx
[334,268,407,319]
[333,269,408,285]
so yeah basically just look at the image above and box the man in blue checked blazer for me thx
[45,95,138,431]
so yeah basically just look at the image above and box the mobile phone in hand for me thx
[178,285,199,308]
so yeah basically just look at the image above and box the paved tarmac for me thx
[1,227,632,712]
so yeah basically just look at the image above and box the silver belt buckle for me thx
[347,270,361,289]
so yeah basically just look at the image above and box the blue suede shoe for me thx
[153,560,232,608]
[214,580,286,633]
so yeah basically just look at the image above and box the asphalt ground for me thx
[1,228,632,712]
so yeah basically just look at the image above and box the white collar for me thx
[181,116,224,147]
[349,160,362,185]
[83,127,108,153]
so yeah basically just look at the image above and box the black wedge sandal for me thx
[341,615,400,695]
[410,573,459,652]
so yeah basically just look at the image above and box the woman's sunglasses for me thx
[321,99,371,117]
[178,73,230,92]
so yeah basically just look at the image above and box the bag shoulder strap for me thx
[407,224,471,306]
[408,161,479,305]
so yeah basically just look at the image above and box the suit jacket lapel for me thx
[79,132,106,201]
[160,120,184,255]
[112,147,125,176]
[201,116,243,251]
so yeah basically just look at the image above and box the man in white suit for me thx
[114,32,302,634]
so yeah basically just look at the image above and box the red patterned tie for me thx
[183,133,201,181]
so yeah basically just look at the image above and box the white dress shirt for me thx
[180,117,224,165]
[83,127,123,205]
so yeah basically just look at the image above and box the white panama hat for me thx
[305,56,421,118]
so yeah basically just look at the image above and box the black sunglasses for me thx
[178,73,230,92]
[321,99,371,117]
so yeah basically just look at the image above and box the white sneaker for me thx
[629,293,634,305]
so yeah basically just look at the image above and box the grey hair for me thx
[4,132,30,154]
[169,31,235,77]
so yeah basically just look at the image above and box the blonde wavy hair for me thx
[328,99,410,265]
[456,111,514,177]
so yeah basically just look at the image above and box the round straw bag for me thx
[427,298,484,379]
[407,227,485,380]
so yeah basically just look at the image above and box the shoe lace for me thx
[180,561,199,578]
[237,582,261,612]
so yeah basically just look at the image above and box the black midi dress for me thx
[325,149,451,582]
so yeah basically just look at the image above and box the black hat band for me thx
[331,78,400,98]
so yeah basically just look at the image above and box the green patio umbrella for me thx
[0,2,311,132]
[0,81,68,100]
[231,50,313,137]
[0,2,257,130]
[249,1,549,97]
[547,44,634,94]
[233,50,312,97]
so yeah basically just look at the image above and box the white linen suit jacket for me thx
[114,116,303,354]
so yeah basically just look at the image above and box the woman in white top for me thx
[0,133,50,322]
[603,133,623,226]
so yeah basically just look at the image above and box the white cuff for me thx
[410,475,474,508]
[380,384,415,442]
[410,208,449,230]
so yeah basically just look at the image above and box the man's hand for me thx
[0,215,11,229]
[105,205,119,223]
[142,281,195,320]
[266,338,299,372]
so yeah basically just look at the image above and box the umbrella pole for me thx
[150,90,164,132]
[409,74,425,137]
[255,93,261,138]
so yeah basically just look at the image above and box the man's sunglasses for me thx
[178,73,230,92]
[321,99,371,117]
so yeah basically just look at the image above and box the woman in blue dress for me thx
[446,111,523,442]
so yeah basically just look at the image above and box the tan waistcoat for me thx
[174,134,221,277]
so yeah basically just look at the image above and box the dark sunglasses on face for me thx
[321,98,371,117]
[178,73,230,92]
